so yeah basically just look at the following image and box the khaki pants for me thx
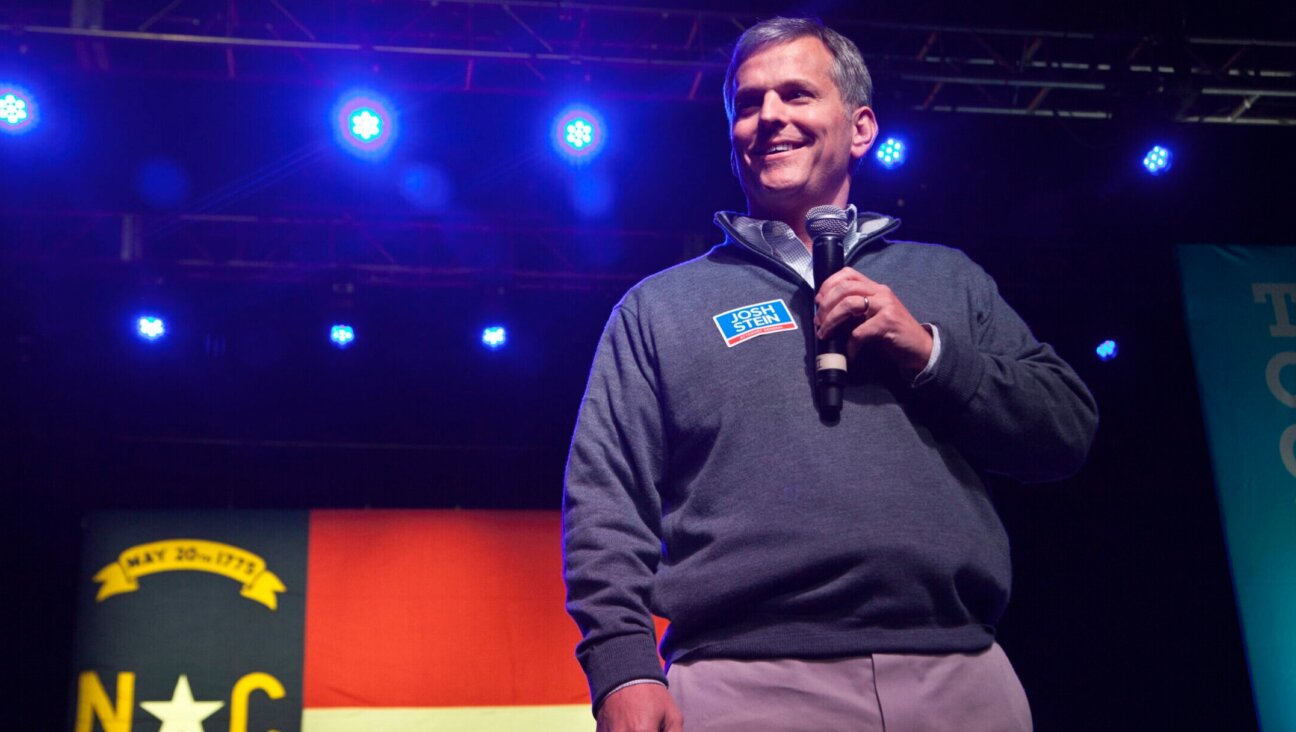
[666,642,1033,732]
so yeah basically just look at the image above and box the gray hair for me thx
[723,17,874,123]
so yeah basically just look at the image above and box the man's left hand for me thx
[814,268,933,380]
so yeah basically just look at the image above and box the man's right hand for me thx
[596,682,684,732]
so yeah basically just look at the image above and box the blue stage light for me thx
[136,315,166,342]
[1142,145,1172,175]
[0,84,38,135]
[481,325,507,350]
[553,105,605,162]
[566,119,593,149]
[332,91,398,159]
[330,324,356,349]
[875,137,906,169]
[1096,339,1119,361]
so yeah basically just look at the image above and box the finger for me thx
[816,294,876,339]
[817,266,862,290]
[815,269,866,309]
[847,317,886,358]
[816,273,890,324]
[815,280,874,333]
[847,313,907,360]
[820,266,882,291]
[817,268,882,302]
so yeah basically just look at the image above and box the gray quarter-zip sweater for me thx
[563,212,1097,711]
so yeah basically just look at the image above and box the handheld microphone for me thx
[807,205,850,417]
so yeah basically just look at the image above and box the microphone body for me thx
[806,206,850,417]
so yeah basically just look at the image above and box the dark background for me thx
[5,0,1295,729]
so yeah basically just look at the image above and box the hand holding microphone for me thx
[807,206,935,415]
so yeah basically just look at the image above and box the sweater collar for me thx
[714,207,900,260]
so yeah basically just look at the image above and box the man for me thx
[563,17,1096,732]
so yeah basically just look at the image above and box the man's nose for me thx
[757,92,787,127]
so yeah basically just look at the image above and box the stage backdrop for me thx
[1179,244,1296,732]
[70,510,661,732]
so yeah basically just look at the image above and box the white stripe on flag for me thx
[302,705,594,731]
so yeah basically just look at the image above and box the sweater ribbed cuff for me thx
[582,632,668,716]
[912,319,984,409]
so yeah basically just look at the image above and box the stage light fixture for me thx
[1096,340,1119,361]
[0,93,26,124]
[481,325,508,350]
[332,91,398,160]
[875,138,906,169]
[0,84,38,135]
[1142,145,1172,175]
[352,110,380,140]
[136,316,167,342]
[330,324,356,349]
[553,105,605,162]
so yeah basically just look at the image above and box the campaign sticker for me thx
[712,299,799,347]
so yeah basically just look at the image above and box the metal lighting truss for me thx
[1,0,1290,123]
[0,207,708,292]
[1,1,1291,288]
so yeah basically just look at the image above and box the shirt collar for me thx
[723,205,879,255]
[714,207,899,287]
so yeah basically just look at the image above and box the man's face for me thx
[730,36,876,218]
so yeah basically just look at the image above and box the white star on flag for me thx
[140,674,225,732]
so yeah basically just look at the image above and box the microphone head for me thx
[805,205,849,238]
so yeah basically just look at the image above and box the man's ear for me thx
[850,106,878,162]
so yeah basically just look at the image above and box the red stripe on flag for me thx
[303,510,590,708]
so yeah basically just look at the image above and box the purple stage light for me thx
[0,84,39,135]
[481,326,507,350]
[333,91,398,159]
[330,324,356,349]
[552,105,606,163]
[136,315,167,342]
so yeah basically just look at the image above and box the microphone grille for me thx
[805,205,849,238]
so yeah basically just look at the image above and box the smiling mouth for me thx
[755,141,805,158]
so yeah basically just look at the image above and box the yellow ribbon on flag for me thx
[93,539,286,610]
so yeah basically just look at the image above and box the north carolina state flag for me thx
[75,509,667,731]
[302,510,595,730]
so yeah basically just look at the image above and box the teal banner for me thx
[1179,245,1296,732]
